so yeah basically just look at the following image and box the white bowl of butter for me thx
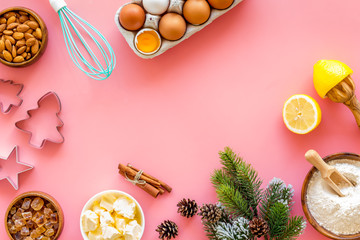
[80,190,145,240]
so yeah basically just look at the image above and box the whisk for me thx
[49,0,116,80]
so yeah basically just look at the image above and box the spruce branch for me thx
[279,216,306,240]
[267,202,289,238]
[215,183,253,219]
[218,147,263,216]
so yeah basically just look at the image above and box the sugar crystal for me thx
[35,225,46,234]
[44,228,55,236]
[21,226,30,236]
[15,218,26,227]
[22,212,32,220]
[31,197,44,211]
[22,198,32,210]
[43,208,53,219]
[10,207,17,215]
[50,213,58,223]
[30,229,40,238]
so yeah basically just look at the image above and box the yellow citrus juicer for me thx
[314,60,360,127]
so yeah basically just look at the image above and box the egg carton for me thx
[114,0,243,59]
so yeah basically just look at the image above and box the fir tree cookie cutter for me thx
[0,146,33,190]
[0,79,23,114]
[15,92,64,149]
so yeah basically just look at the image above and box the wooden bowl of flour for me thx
[302,152,360,240]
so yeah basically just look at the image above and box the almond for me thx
[5,39,12,52]
[19,16,28,23]
[21,52,27,58]
[3,30,13,35]
[7,22,19,30]
[0,24,5,33]
[26,46,30,53]
[25,33,33,40]
[27,21,39,30]
[25,29,33,34]
[16,39,25,48]
[11,45,16,58]
[17,24,30,33]
[13,32,24,40]
[19,11,28,16]
[4,12,16,19]
[3,50,13,62]
[26,37,36,47]
[34,28,42,40]
[13,56,24,63]
[29,16,36,22]
[17,46,26,55]
[26,53,31,60]
[0,18,6,24]
[4,36,15,45]
[0,40,4,52]
[7,16,16,25]
[31,40,39,55]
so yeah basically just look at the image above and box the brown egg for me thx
[159,13,187,41]
[119,4,146,31]
[207,0,234,10]
[183,0,211,25]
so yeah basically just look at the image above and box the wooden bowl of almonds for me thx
[302,152,360,240]
[5,191,64,240]
[0,7,48,67]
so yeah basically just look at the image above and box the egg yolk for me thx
[135,30,161,54]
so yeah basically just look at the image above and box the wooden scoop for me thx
[305,150,353,197]
[326,76,360,127]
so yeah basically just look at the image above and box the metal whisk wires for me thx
[56,5,116,80]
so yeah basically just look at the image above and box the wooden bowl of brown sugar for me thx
[302,152,360,240]
[4,191,64,240]
[0,7,48,67]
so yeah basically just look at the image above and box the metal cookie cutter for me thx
[0,146,33,190]
[0,79,23,114]
[15,92,64,149]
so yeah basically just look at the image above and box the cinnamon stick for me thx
[118,169,160,198]
[128,164,172,193]
[118,164,161,188]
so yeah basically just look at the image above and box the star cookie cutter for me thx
[15,92,64,149]
[0,146,33,190]
[0,79,23,114]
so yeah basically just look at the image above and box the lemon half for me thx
[313,60,353,98]
[283,94,322,134]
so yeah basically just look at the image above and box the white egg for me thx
[143,0,170,15]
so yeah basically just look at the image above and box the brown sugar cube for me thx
[26,220,35,229]
[20,226,30,236]
[22,198,32,210]
[35,225,46,234]
[34,214,45,227]
[10,206,17,215]
[32,212,41,222]
[50,213,58,224]
[14,218,26,228]
[43,208,53,219]
[31,197,44,211]
[44,228,55,236]
[9,225,17,234]
[24,237,33,240]
[22,211,32,221]
[30,229,40,238]
[44,221,53,229]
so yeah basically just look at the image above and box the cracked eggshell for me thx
[114,0,244,59]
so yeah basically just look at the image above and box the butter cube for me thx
[125,220,142,240]
[88,227,103,240]
[92,201,105,215]
[82,210,99,232]
[115,216,126,234]
[113,197,136,219]
[102,225,121,240]
[100,211,115,226]
[100,195,117,212]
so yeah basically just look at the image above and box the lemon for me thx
[283,94,321,134]
[313,60,353,98]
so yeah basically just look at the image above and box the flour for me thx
[307,159,360,235]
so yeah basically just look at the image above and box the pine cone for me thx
[198,203,221,223]
[177,198,198,218]
[249,217,269,238]
[156,220,178,240]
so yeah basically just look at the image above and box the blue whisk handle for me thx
[50,0,67,12]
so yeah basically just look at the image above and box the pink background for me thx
[1,0,360,239]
